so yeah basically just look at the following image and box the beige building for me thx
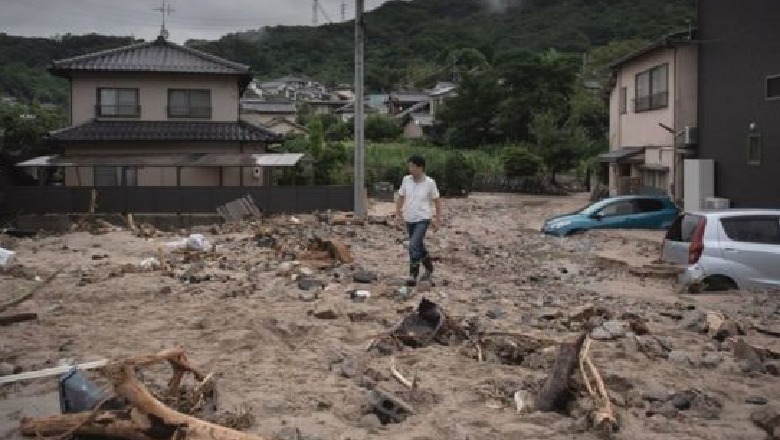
[35,35,289,187]
[601,30,698,200]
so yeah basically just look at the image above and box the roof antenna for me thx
[153,0,174,41]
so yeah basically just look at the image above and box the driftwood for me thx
[0,268,62,314]
[21,348,267,440]
[534,333,587,412]
[0,312,37,326]
[580,338,618,433]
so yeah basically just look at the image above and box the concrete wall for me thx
[674,44,699,138]
[70,72,241,125]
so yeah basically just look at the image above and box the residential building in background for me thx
[601,30,698,200]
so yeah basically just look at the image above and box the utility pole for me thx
[341,1,347,21]
[354,0,366,218]
[312,0,319,25]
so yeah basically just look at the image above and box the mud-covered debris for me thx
[750,406,780,439]
[368,388,414,424]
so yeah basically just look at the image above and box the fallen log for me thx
[0,312,37,326]
[534,333,587,412]
[20,349,266,440]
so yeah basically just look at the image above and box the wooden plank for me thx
[0,359,109,385]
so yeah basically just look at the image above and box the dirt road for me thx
[1,193,778,440]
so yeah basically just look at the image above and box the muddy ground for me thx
[1,192,779,440]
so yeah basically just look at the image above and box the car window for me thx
[720,216,780,244]
[600,201,637,217]
[666,214,703,242]
[635,198,665,213]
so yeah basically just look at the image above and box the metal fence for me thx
[0,186,354,215]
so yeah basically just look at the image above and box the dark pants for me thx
[406,220,433,278]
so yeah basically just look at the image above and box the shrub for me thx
[365,114,402,142]
[502,146,543,178]
[443,151,476,195]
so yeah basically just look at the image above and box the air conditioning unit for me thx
[684,126,699,145]
[704,197,730,210]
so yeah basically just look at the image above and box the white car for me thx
[662,210,780,291]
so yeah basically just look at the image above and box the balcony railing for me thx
[167,106,212,119]
[96,105,141,118]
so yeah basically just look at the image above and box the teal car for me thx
[542,195,680,237]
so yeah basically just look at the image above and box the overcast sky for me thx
[0,0,390,43]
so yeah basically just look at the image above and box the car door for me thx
[591,200,642,230]
[718,215,780,290]
[634,198,669,229]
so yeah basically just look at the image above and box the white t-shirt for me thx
[398,175,440,223]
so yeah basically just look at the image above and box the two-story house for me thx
[696,0,780,208]
[35,35,283,188]
[600,30,698,200]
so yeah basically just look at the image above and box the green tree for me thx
[443,151,476,195]
[364,114,402,142]
[502,146,543,178]
[0,101,66,157]
[308,117,324,159]
[437,69,503,148]
[528,110,587,184]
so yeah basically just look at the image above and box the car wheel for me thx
[701,275,739,292]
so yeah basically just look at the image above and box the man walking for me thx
[395,155,442,284]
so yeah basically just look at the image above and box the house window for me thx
[619,87,627,114]
[97,88,139,117]
[767,75,780,100]
[94,166,138,186]
[748,133,762,166]
[635,64,668,112]
[168,89,212,118]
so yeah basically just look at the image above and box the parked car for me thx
[542,195,679,236]
[662,210,780,291]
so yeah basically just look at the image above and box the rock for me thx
[700,352,722,369]
[671,390,697,410]
[750,407,780,439]
[298,278,324,291]
[0,362,16,376]
[603,320,627,338]
[353,270,376,284]
[158,286,172,295]
[358,413,383,429]
[486,307,504,320]
[746,396,769,405]
[299,291,318,302]
[312,305,339,320]
[691,392,723,419]
[765,362,780,377]
[680,309,708,333]
[590,327,613,341]
[628,318,650,335]
[714,320,744,342]
[668,350,692,366]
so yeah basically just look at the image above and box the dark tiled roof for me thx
[50,36,250,76]
[49,121,281,143]
[240,100,297,114]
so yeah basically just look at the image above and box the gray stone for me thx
[590,327,613,341]
[680,309,708,333]
[671,390,697,410]
[298,278,324,291]
[668,350,692,366]
[700,352,722,369]
[353,270,376,284]
[299,291,318,302]
[603,320,627,338]
[691,392,723,420]
[486,307,504,320]
[358,413,383,429]
[714,320,743,342]
[745,396,769,405]
[765,362,780,376]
